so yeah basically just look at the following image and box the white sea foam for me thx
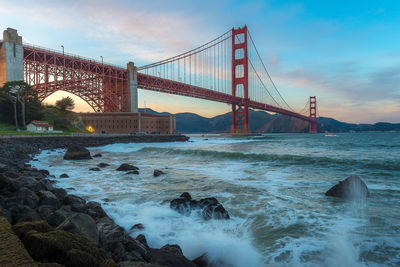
[29,134,400,267]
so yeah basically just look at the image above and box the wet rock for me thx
[39,169,50,176]
[192,253,209,267]
[198,198,230,220]
[325,175,370,200]
[119,261,163,267]
[180,192,192,200]
[130,223,145,232]
[170,194,230,220]
[0,162,7,172]
[117,164,139,171]
[145,248,196,267]
[153,170,166,177]
[37,205,57,221]
[51,188,67,201]
[98,163,110,168]
[82,201,108,220]
[38,190,60,208]
[63,194,86,207]
[56,213,100,246]
[60,173,69,178]
[0,174,21,192]
[90,167,101,171]
[4,171,19,179]
[16,187,39,209]
[93,153,103,158]
[126,170,139,175]
[136,234,149,249]
[9,204,41,224]
[63,144,92,160]
[170,197,192,216]
[161,244,183,256]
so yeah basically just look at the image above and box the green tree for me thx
[55,96,75,111]
[0,81,42,128]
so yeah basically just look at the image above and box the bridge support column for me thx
[309,96,317,133]
[231,26,250,134]
[0,28,23,87]
[127,62,138,113]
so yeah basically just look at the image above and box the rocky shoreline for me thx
[0,134,210,267]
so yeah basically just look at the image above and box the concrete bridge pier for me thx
[127,62,138,113]
[0,28,23,86]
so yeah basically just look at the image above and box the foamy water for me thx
[30,133,400,266]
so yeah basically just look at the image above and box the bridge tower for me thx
[231,26,250,134]
[309,96,317,133]
[0,28,23,86]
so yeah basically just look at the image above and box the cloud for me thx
[0,0,207,63]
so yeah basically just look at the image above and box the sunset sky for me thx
[1,0,399,123]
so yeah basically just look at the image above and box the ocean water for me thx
[30,133,400,266]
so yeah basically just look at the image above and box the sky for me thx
[0,0,399,123]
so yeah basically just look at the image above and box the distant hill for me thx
[138,108,400,133]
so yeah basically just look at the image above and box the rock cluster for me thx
[170,192,230,220]
[0,136,207,267]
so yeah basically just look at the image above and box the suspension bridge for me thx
[0,26,318,133]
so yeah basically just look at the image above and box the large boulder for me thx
[170,193,229,220]
[117,164,139,171]
[145,248,196,267]
[15,187,39,209]
[325,175,370,200]
[56,213,100,246]
[20,228,107,266]
[63,145,92,160]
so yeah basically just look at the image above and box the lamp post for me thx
[100,56,103,65]
[61,45,64,56]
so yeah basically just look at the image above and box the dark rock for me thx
[56,213,100,246]
[145,248,196,267]
[126,170,139,175]
[98,163,110,168]
[153,170,166,177]
[170,197,192,216]
[9,204,41,224]
[38,190,60,208]
[161,244,183,256]
[83,201,108,220]
[63,194,86,207]
[39,169,50,175]
[0,173,21,192]
[170,195,230,220]
[192,253,209,267]
[93,153,103,158]
[63,144,92,160]
[198,198,230,220]
[117,164,139,171]
[20,228,107,267]
[37,205,57,221]
[4,171,19,179]
[136,234,149,249]
[60,173,69,178]
[46,207,73,227]
[90,167,101,171]
[130,223,145,232]
[325,175,370,200]
[0,162,7,172]
[51,188,67,202]
[180,192,192,200]
[16,187,39,209]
